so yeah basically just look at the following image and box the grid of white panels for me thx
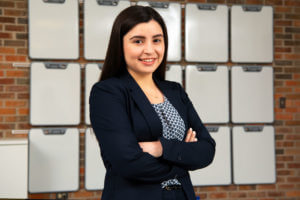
[30,62,81,126]
[185,65,229,123]
[28,0,79,59]
[231,6,273,63]
[85,64,102,125]
[165,65,182,85]
[84,0,130,60]
[85,128,106,190]
[28,128,80,193]
[185,4,228,62]
[137,2,181,61]
[232,126,276,184]
[231,66,274,123]
[0,139,28,199]
[190,126,231,186]
[25,2,276,191]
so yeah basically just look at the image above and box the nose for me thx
[143,41,155,54]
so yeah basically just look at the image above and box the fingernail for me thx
[189,128,192,131]
[193,131,196,135]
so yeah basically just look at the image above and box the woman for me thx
[90,5,215,200]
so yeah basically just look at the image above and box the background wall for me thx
[0,0,299,199]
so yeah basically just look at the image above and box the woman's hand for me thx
[138,141,163,158]
[185,128,197,142]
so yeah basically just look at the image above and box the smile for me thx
[139,58,156,65]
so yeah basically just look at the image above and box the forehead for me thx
[125,20,163,37]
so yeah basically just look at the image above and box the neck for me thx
[128,71,156,89]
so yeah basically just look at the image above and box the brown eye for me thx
[134,40,143,44]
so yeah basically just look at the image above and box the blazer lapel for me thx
[155,79,188,131]
[120,72,163,139]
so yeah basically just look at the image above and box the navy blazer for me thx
[89,71,216,200]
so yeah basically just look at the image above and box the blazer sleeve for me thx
[89,82,187,183]
[159,83,216,171]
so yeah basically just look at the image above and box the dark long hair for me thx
[99,5,168,81]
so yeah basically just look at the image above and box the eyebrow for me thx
[129,34,164,40]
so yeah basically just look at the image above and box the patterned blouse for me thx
[151,95,186,188]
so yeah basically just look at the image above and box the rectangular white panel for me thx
[30,62,81,125]
[190,126,231,186]
[0,139,28,199]
[165,65,182,85]
[233,126,276,184]
[29,128,80,193]
[231,6,273,63]
[231,66,274,123]
[85,128,106,190]
[85,64,102,125]
[185,4,228,62]
[29,0,79,59]
[84,0,130,60]
[185,65,229,123]
[137,2,181,61]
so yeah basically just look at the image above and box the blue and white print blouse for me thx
[151,95,186,188]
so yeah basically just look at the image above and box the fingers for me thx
[192,132,197,142]
[185,128,198,143]
[185,128,193,142]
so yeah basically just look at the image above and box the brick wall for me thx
[0,0,299,199]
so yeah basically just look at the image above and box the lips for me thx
[139,58,156,66]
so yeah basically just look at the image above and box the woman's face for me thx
[123,19,165,78]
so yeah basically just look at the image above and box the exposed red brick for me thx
[0,47,15,54]
[278,184,295,190]
[71,190,93,198]
[275,47,292,52]
[4,40,25,47]
[239,185,256,190]
[16,2,27,9]
[208,192,227,198]
[0,32,12,39]
[5,24,25,32]
[276,113,293,120]
[17,93,29,99]
[288,163,300,168]
[5,55,26,62]
[286,191,300,197]
[285,54,300,60]
[17,123,31,129]
[285,148,300,154]
[248,191,266,197]
[0,124,15,129]
[4,9,26,17]
[229,191,247,198]
[5,85,28,92]
[0,93,15,99]
[6,70,28,77]
[0,108,16,115]
[0,1,14,8]
[257,184,276,190]
[285,107,298,112]
[284,0,300,6]
[18,108,28,115]
[5,100,26,107]
[275,87,293,93]
[0,78,14,84]
[16,48,27,55]
[265,0,283,6]
[199,186,218,191]
[0,17,15,23]
[275,20,292,26]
